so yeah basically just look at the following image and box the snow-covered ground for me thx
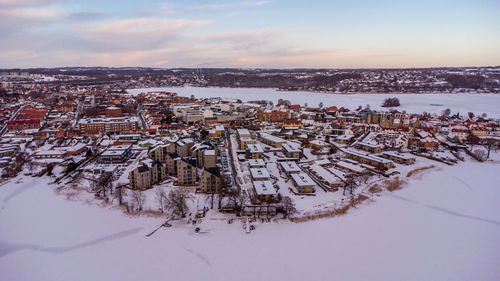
[127,87,500,118]
[1,160,499,281]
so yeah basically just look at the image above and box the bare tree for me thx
[344,174,360,195]
[115,185,127,205]
[482,138,497,159]
[282,196,297,218]
[155,187,168,213]
[95,172,113,197]
[131,189,146,211]
[165,187,193,218]
[227,188,247,216]
[466,134,480,149]
[360,173,371,184]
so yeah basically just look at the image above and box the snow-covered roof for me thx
[291,173,315,187]
[247,143,264,153]
[250,168,270,179]
[279,161,301,173]
[248,159,265,167]
[282,143,301,153]
[253,180,276,196]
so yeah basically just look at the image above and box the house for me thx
[176,158,198,185]
[355,142,383,153]
[34,149,66,159]
[309,139,329,150]
[200,167,222,193]
[282,143,302,159]
[165,152,180,175]
[381,151,415,165]
[175,139,194,157]
[7,120,41,131]
[146,160,167,184]
[334,160,367,174]
[252,180,277,202]
[257,111,288,123]
[237,128,251,139]
[246,143,264,159]
[248,158,266,168]
[239,137,257,150]
[208,125,225,138]
[342,148,393,170]
[291,173,315,193]
[260,133,286,148]
[279,161,301,176]
[203,150,216,168]
[98,144,132,164]
[336,135,353,144]
[129,164,151,189]
[250,167,270,181]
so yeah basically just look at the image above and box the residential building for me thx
[176,158,198,186]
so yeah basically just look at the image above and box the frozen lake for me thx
[1,161,499,280]
[127,87,500,118]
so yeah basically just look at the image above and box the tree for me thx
[343,174,359,195]
[165,187,193,218]
[154,187,168,213]
[360,173,371,184]
[282,196,297,218]
[467,112,475,119]
[381,97,400,107]
[364,104,371,110]
[442,108,451,117]
[473,149,487,162]
[95,172,113,197]
[481,113,487,118]
[483,138,498,159]
[199,128,208,140]
[304,102,308,107]
[115,185,126,205]
[466,134,480,149]
[131,189,146,211]
[227,188,247,216]
[318,102,324,108]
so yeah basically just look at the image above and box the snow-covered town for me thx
[2,0,500,278]
[1,87,498,220]
[0,83,499,281]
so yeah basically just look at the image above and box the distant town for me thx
[1,66,500,94]
[0,72,498,226]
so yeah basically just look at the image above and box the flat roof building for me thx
[291,173,315,193]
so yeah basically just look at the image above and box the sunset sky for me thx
[1,0,499,68]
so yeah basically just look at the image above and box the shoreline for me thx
[127,85,499,96]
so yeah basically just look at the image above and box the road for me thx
[137,104,148,129]
[71,100,84,128]
[0,104,26,135]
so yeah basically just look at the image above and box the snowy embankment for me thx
[127,87,500,118]
[1,161,499,281]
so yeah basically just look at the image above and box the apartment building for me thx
[176,158,198,186]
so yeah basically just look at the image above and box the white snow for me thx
[128,87,500,118]
[1,161,500,280]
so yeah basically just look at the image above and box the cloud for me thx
[66,11,104,22]
[0,6,59,19]
[191,1,271,11]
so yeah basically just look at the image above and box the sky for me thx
[0,0,499,69]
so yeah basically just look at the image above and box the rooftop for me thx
[253,180,277,196]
